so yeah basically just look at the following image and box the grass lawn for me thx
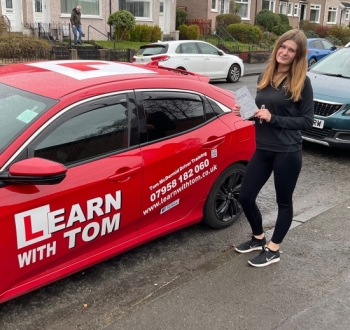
[94,40,151,50]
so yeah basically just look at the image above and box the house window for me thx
[220,0,225,14]
[119,0,151,19]
[327,7,337,24]
[279,1,287,15]
[310,4,321,23]
[346,9,349,20]
[262,0,275,12]
[236,0,250,19]
[211,0,218,11]
[287,3,293,16]
[294,4,299,16]
[61,0,100,15]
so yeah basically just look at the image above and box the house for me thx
[0,0,178,41]
[176,0,350,32]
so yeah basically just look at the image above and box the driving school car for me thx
[0,60,255,304]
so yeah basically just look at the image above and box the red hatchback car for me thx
[0,60,255,303]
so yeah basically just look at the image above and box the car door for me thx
[180,42,205,74]
[321,39,336,59]
[135,90,231,235]
[197,42,226,78]
[0,92,142,297]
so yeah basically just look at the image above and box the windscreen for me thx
[0,83,58,154]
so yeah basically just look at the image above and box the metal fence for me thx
[0,47,137,65]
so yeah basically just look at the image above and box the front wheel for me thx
[202,163,246,229]
[226,64,241,83]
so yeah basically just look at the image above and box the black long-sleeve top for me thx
[254,75,314,152]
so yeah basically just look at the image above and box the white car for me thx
[132,40,244,83]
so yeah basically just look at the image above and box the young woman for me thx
[233,29,314,267]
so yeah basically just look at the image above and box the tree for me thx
[108,10,135,42]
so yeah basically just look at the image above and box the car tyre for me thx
[202,163,245,229]
[226,64,241,83]
[308,57,317,67]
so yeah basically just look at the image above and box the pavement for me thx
[103,199,350,330]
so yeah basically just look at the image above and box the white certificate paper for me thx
[232,86,258,120]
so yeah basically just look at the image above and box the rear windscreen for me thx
[136,45,167,56]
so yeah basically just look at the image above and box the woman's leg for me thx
[270,150,302,244]
[239,149,274,236]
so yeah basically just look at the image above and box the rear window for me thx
[136,45,167,56]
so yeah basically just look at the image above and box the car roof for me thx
[0,60,209,99]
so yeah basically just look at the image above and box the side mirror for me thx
[0,158,67,185]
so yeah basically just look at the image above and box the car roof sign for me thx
[27,60,157,80]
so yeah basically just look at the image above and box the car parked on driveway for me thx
[303,47,350,148]
[0,60,255,303]
[307,38,337,67]
[133,40,244,83]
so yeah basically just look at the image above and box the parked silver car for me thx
[133,40,244,83]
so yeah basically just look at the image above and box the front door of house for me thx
[159,0,170,36]
[34,0,50,24]
[1,0,22,32]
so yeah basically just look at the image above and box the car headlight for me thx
[344,109,350,116]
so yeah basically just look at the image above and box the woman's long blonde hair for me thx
[257,29,308,102]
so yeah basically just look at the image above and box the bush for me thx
[139,25,152,42]
[278,14,290,25]
[108,10,135,42]
[256,9,281,32]
[271,24,292,36]
[227,23,262,44]
[304,30,319,38]
[326,35,342,46]
[178,24,200,40]
[0,16,9,35]
[187,25,200,40]
[216,13,241,30]
[0,33,52,58]
[299,20,319,33]
[151,26,162,42]
[176,8,187,29]
[314,25,329,38]
[178,24,188,40]
[328,25,350,44]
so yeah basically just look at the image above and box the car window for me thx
[136,45,166,56]
[312,40,324,49]
[182,43,199,54]
[0,83,57,154]
[138,91,205,143]
[322,40,334,49]
[33,94,129,165]
[197,42,220,55]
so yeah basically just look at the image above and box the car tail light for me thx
[151,55,170,62]
[307,49,310,53]
[132,57,136,62]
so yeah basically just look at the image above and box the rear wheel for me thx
[308,57,317,67]
[202,163,246,229]
[226,64,241,83]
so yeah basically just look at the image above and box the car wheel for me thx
[308,57,317,67]
[226,64,241,83]
[202,163,245,229]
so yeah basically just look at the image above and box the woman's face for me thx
[276,40,298,67]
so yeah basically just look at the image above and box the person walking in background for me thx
[70,6,83,45]
[233,29,314,267]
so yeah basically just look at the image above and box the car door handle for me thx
[108,167,141,182]
[202,136,225,148]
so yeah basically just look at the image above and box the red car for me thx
[0,60,255,303]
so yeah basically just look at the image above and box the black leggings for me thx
[238,149,302,244]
